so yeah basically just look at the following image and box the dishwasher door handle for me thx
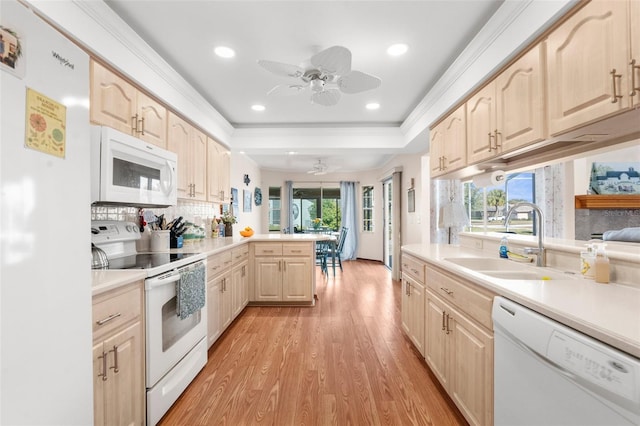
[514,338,577,382]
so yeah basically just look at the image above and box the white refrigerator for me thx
[0,1,93,424]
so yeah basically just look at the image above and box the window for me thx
[268,187,281,232]
[464,171,536,235]
[292,186,341,231]
[362,185,374,232]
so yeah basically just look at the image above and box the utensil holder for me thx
[150,230,170,251]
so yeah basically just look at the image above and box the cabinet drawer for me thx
[254,243,283,256]
[93,282,142,341]
[402,255,425,283]
[426,266,494,330]
[231,246,249,263]
[283,243,309,256]
[208,250,232,277]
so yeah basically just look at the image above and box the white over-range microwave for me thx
[90,126,178,207]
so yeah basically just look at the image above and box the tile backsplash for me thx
[575,208,640,240]
[91,200,222,229]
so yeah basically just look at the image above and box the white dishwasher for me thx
[492,296,640,426]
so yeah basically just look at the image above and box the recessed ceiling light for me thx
[287,151,297,155]
[251,104,266,112]
[366,103,380,110]
[214,46,235,58]
[387,43,408,56]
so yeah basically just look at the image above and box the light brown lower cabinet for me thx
[92,281,145,426]
[424,266,495,426]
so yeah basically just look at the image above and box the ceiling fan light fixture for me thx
[251,104,266,111]
[387,43,408,56]
[214,46,235,58]
[310,79,325,92]
[366,102,380,110]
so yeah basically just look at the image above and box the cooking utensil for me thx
[91,243,109,269]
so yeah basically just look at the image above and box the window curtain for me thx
[340,181,358,260]
[285,180,293,233]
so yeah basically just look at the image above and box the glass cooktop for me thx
[106,252,200,270]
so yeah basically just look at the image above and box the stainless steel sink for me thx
[480,270,578,281]
[444,257,578,281]
[444,257,531,271]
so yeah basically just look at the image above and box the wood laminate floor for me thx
[159,259,467,425]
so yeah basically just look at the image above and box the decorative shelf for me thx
[575,195,640,209]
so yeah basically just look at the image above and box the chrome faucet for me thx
[504,202,546,267]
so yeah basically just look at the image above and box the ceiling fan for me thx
[257,46,381,106]
[307,159,329,175]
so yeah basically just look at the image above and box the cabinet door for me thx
[429,123,445,177]
[402,275,425,356]
[218,148,231,202]
[136,92,167,148]
[546,0,630,135]
[449,306,494,426]
[631,0,640,107]
[103,322,144,426]
[466,81,497,165]
[167,113,191,198]
[90,60,137,134]
[239,261,249,309]
[496,44,546,153]
[207,138,221,202]
[424,291,449,389]
[191,128,208,201]
[231,262,246,318]
[254,258,282,301]
[93,342,106,426]
[442,104,466,172]
[207,277,222,347]
[282,257,312,301]
[220,273,232,331]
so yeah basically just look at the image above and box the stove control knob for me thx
[125,225,133,233]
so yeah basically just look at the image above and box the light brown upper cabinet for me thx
[430,104,466,177]
[467,44,546,165]
[631,0,640,107]
[207,138,231,203]
[167,113,207,201]
[90,60,167,148]
[546,0,631,136]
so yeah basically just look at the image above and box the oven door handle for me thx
[145,270,181,290]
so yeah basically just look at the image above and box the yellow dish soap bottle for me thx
[594,243,610,284]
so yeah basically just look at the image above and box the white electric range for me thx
[91,220,208,425]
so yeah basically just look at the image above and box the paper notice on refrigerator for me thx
[24,87,66,158]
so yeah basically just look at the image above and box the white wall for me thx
[230,152,262,233]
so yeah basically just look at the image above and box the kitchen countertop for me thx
[402,243,640,359]
[92,234,331,296]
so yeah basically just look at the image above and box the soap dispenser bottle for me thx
[499,236,509,259]
[594,243,610,284]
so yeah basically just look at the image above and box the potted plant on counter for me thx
[221,211,237,237]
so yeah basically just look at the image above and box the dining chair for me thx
[328,227,348,271]
[315,240,329,274]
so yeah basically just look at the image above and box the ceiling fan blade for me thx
[267,84,307,96]
[337,70,381,94]
[310,46,351,75]
[257,60,304,78]
[311,89,341,106]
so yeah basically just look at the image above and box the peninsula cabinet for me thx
[92,280,145,426]
[251,242,314,303]
[90,60,167,148]
[430,104,466,178]
[424,265,494,426]
[401,254,426,356]
[546,0,631,136]
[467,43,546,165]
[207,138,231,203]
[168,112,207,201]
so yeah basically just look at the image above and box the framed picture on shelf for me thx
[243,189,252,212]
[589,162,640,194]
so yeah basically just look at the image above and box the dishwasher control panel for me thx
[547,330,637,401]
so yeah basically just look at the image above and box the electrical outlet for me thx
[474,240,483,250]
